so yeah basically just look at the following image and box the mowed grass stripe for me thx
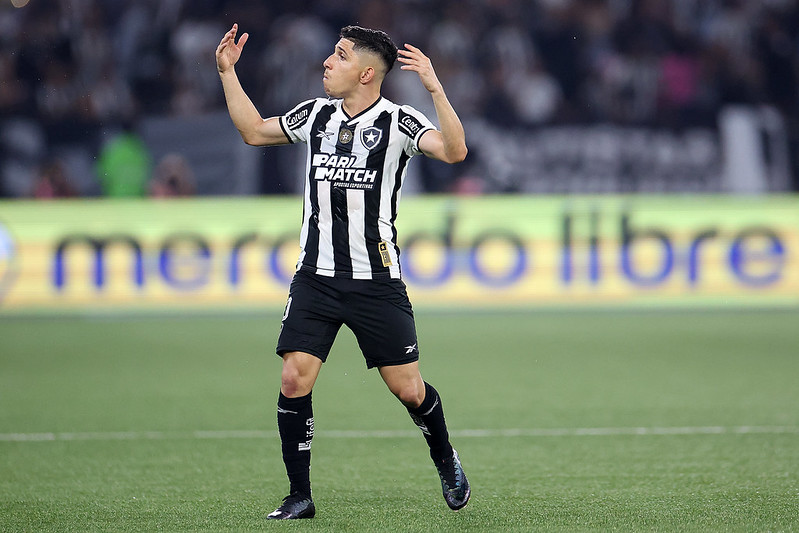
[2,425,798,442]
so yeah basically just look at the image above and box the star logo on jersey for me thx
[360,127,383,150]
[338,127,354,144]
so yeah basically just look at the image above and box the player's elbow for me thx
[239,129,268,146]
[446,144,468,164]
[240,134,261,146]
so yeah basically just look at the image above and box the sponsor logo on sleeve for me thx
[285,101,315,130]
[398,109,424,139]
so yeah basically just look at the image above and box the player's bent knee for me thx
[280,352,320,397]
[280,369,308,397]
[392,382,425,409]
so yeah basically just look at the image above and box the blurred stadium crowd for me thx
[1,0,798,197]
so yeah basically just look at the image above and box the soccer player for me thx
[216,23,470,519]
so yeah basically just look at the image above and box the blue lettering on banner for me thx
[687,229,718,285]
[728,227,784,286]
[468,232,528,287]
[228,232,296,287]
[620,214,674,287]
[54,235,144,290]
[400,213,456,287]
[45,208,789,295]
[158,234,211,290]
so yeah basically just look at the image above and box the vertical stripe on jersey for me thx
[388,150,411,275]
[346,188,369,278]
[302,104,336,272]
[331,121,354,277]
[364,111,393,276]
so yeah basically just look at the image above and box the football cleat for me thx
[435,449,471,511]
[266,492,315,520]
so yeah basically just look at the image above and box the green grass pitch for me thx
[1,308,798,531]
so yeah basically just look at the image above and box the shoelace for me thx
[438,458,461,490]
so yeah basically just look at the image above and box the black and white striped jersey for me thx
[279,96,435,280]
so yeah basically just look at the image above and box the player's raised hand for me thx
[216,23,249,74]
[398,44,443,94]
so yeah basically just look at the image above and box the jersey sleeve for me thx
[279,99,320,145]
[397,105,436,156]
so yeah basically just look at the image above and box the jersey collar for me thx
[340,96,383,123]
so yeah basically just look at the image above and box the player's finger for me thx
[397,55,421,65]
[397,49,419,59]
[219,27,235,46]
[237,32,249,48]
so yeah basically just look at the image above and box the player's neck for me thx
[341,88,382,119]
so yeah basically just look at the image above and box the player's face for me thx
[322,39,363,97]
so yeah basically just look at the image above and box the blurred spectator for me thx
[0,54,29,117]
[0,0,797,194]
[96,123,152,197]
[149,153,196,197]
[0,118,46,197]
[86,60,137,124]
[32,159,77,199]
[755,6,799,114]
[170,11,226,116]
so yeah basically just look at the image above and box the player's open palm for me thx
[398,44,442,94]
[216,23,249,73]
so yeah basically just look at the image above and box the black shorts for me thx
[276,269,420,368]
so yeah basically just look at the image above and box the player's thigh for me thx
[345,279,420,368]
[276,271,343,362]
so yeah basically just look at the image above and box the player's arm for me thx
[398,44,467,164]
[216,24,289,146]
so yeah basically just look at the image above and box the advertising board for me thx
[1,196,797,312]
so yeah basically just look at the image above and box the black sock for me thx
[407,382,453,463]
[277,391,314,497]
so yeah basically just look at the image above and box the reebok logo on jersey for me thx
[311,153,377,189]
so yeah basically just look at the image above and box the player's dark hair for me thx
[340,25,398,74]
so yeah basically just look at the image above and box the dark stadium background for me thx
[1,0,798,197]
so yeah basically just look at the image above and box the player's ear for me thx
[360,66,375,84]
